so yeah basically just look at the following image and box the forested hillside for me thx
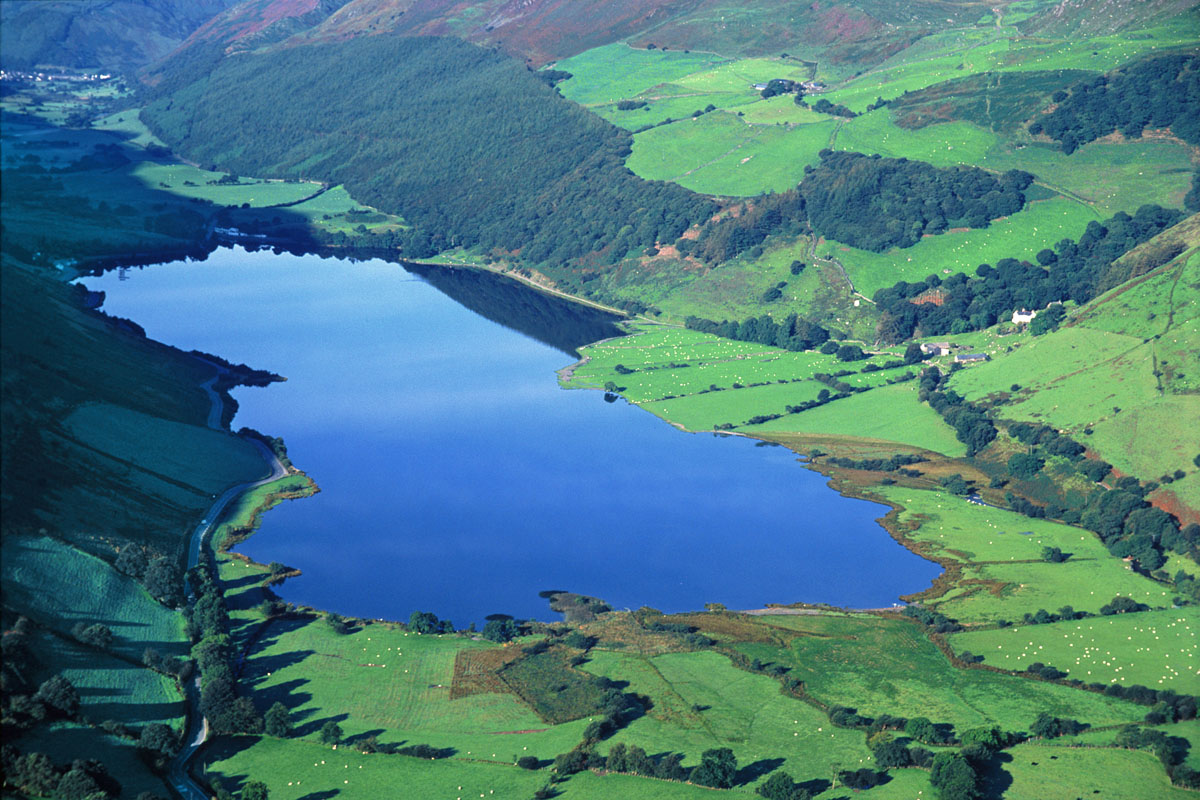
[143,34,714,264]
[1031,54,1200,152]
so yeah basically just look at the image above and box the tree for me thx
[482,618,520,643]
[72,622,114,649]
[242,781,269,800]
[143,556,182,605]
[691,747,737,788]
[35,675,80,717]
[139,722,179,757]
[929,751,979,800]
[56,767,104,800]
[319,720,343,744]
[873,738,912,767]
[757,770,810,800]
[264,702,292,738]
[517,755,540,769]
[1041,546,1068,563]
[1007,452,1045,480]
[115,546,148,578]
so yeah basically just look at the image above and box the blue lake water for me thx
[86,246,940,625]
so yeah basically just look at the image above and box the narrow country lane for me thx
[169,362,287,799]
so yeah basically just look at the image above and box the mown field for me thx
[0,534,189,661]
[581,649,878,782]
[949,608,1199,687]
[235,616,589,758]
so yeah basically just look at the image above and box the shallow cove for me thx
[85,247,940,624]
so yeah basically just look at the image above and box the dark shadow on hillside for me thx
[297,792,341,800]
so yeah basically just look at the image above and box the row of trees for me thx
[684,313,830,352]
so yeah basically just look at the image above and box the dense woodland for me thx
[1030,54,1200,152]
[799,151,1034,252]
[872,204,1184,341]
[144,35,715,265]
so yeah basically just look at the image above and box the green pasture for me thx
[749,383,966,456]
[823,196,1099,297]
[950,304,1200,485]
[949,608,1199,687]
[1076,246,1200,342]
[93,109,166,148]
[598,91,754,130]
[870,486,1169,621]
[582,650,878,782]
[1000,741,1196,800]
[833,112,998,166]
[201,736,545,800]
[15,722,174,798]
[239,617,588,758]
[130,161,320,207]
[730,613,1148,731]
[636,239,880,343]
[32,629,185,728]
[940,559,1172,624]
[562,764,933,799]
[555,44,730,106]
[875,486,1120,566]
[833,113,1190,217]
[568,323,934,434]
[1,534,189,660]
[627,112,835,195]
[62,402,268,495]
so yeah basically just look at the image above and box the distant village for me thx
[0,69,113,84]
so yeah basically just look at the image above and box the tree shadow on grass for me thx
[297,792,340,800]
[979,751,1014,799]
[294,711,349,739]
[798,778,832,796]
[735,757,786,785]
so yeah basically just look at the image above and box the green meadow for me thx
[949,608,1199,687]
[555,44,731,106]
[747,383,966,456]
[725,613,1148,731]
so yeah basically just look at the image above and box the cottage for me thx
[955,353,989,364]
[1012,309,1037,325]
[921,341,952,356]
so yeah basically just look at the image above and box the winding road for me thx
[167,362,287,800]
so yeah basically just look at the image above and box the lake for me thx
[85,246,940,625]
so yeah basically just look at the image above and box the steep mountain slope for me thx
[0,0,240,70]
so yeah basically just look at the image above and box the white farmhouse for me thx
[1012,309,1037,325]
